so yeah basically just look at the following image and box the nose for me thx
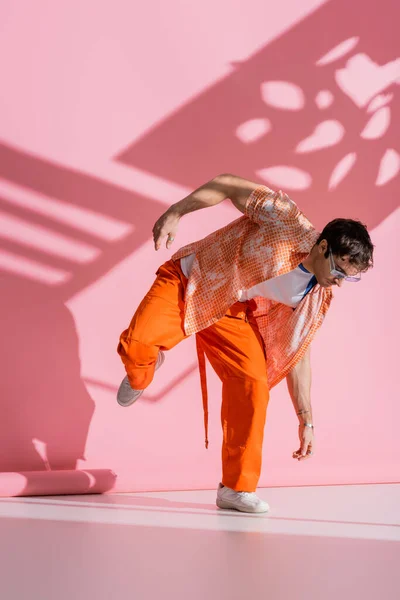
[335,278,344,287]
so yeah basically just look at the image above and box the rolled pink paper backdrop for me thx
[0,469,117,497]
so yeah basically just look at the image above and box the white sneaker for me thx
[117,350,165,407]
[216,482,270,513]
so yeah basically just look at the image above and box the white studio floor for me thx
[0,483,399,600]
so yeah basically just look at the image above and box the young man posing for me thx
[117,174,374,513]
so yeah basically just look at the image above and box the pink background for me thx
[0,0,398,494]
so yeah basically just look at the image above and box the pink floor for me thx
[0,483,399,599]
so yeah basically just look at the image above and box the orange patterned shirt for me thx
[172,185,333,390]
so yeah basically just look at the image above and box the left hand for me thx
[292,423,314,461]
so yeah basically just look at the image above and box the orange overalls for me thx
[117,258,269,492]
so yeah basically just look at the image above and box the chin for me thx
[317,279,331,288]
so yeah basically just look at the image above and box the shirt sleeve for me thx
[244,185,299,225]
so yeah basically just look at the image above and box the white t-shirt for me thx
[180,253,317,309]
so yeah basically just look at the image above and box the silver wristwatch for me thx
[304,423,314,428]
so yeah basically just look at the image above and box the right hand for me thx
[152,207,180,251]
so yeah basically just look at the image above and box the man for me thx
[117,174,374,513]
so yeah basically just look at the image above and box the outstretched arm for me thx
[286,346,315,461]
[152,174,259,250]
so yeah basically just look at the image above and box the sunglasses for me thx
[329,250,361,282]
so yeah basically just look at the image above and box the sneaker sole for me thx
[216,498,269,513]
[117,350,165,407]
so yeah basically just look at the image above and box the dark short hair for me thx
[316,218,374,272]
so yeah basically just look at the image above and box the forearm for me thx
[171,174,259,217]
[286,348,313,425]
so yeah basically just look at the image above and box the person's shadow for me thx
[0,274,94,472]
[0,142,166,484]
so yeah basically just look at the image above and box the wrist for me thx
[299,420,313,427]
[169,202,184,218]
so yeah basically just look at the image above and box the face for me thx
[314,240,360,288]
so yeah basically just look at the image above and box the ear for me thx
[318,238,328,254]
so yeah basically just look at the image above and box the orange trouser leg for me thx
[117,260,188,389]
[118,260,269,492]
[197,305,269,492]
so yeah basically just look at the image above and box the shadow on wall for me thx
[0,142,166,475]
[0,276,94,472]
[0,0,398,480]
[118,0,399,231]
